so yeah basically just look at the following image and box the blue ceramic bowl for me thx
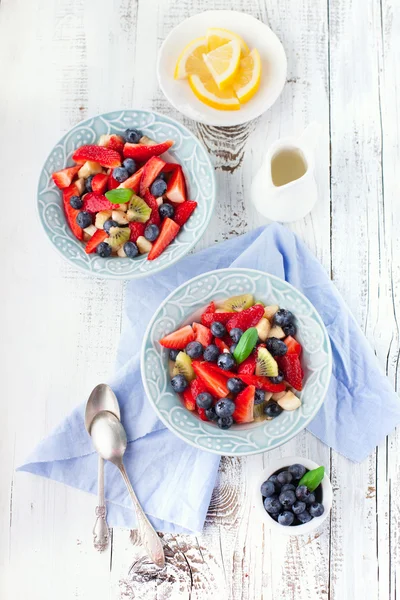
[37,110,216,279]
[141,268,332,456]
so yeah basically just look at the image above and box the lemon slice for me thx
[189,73,240,111]
[206,27,249,56]
[174,37,209,79]
[203,40,241,90]
[233,49,262,104]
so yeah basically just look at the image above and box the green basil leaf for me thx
[233,327,258,364]
[298,466,325,492]
[105,188,133,204]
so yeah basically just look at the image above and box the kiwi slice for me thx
[172,351,195,382]
[127,194,151,223]
[255,346,278,377]
[107,226,130,251]
[219,294,254,312]
[253,401,266,421]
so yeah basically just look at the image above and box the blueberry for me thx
[104,219,119,234]
[292,501,307,515]
[144,224,160,242]
[264,402,283,418]
[309,502,324,517]
[277,471,293,485]
[159,203,175,219]
[150,178,167,197]
[278,511,295,526]
[254,388,265,405]
[76,211,92,229]
[112,167,129,183]
[123,241,139,258]
[279,489,296,508]
[169,349,180,361]
[267,474,282,491]
[283,323,297,336]
[227,377,245,395]
[297,510,312,524]
[203,344,220,362]
[123,158,137,175]
[230,344,237,354]
[185,341,203,359]
[305,493,316,505]
[215,398,235,418]
[281,483,296,492]
[205,406,219,421]
[96,242,112,257]
[171,374,188,393]
[230,328,243,343]
[266,338,288,357]
[158,172,166,181]
[85,175,94,192]
[263,495,282,514]
[269,371,284,384]
[217,416,234,429]
[70,195,83,209]
[288,464,307,480]
[196,392,213,409]
[210,321,226,338]
[217,353,235,371]
[273,309,294,328]
[123,128,142,143]
[261,480,276,497]
[295,485,312,502]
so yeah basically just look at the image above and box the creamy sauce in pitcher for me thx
[271,148,307,187]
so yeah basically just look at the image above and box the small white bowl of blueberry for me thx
[258,456,332,535]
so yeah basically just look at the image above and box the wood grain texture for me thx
[0,0,399,598]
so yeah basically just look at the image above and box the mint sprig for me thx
[233,327,258,364]
[299,466,325,492]
[105,188,133,204]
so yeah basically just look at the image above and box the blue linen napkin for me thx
[19,223,400,532]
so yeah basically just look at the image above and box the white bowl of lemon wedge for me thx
[157,10,287,126]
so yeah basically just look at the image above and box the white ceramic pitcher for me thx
[251,122,321,222]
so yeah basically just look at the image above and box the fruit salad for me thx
[51,129,197,260]
[174,27,261,111]
[261,463,326,527]
[159,294,304,430]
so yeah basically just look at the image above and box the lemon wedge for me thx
[233,49,262,104]
[203,40,241,90]
[174,37,209,79]
[189,73,240,111]
[206,27,250,56]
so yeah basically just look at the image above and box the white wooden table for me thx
[1,0,399,598]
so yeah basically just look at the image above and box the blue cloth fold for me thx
[19,223,400,532]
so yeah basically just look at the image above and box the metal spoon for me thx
[85,384,120,552]
[90,410,165,568]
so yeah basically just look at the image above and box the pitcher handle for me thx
[299,121,321,152]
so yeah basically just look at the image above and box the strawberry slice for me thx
[85,229,108,254]
[277,354,304,391]
[239,373,286,393]
[123,140,173,161]
[173,200,197,226]
[285,336,302,356]
[72,145,121,167]
[104,134,124,155]
[201,302,216,325]
[215,338,230,354]
[201,310,234,327]
[52,165,80,189]
[140,156,166,196]
[165,165,187,204]
[82,192,114,213]
[91,173,108,195]
[226,305,265,333]
[63,183,83,241]
[144,189,161,226]
[107,172,120,190]
[192,322,213,347]
[182,388,196,411]
[118,166,144,192]
[192,361,229,398]
[128,222,146,242]
[238,354,256,375]
[159,324,195,349]
[190,377,208,400]
[197,407,208,421]
[147,218,180,261]
[233,385,255,424]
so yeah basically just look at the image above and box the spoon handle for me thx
[93,456,109,552]
[117,463,165,568]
